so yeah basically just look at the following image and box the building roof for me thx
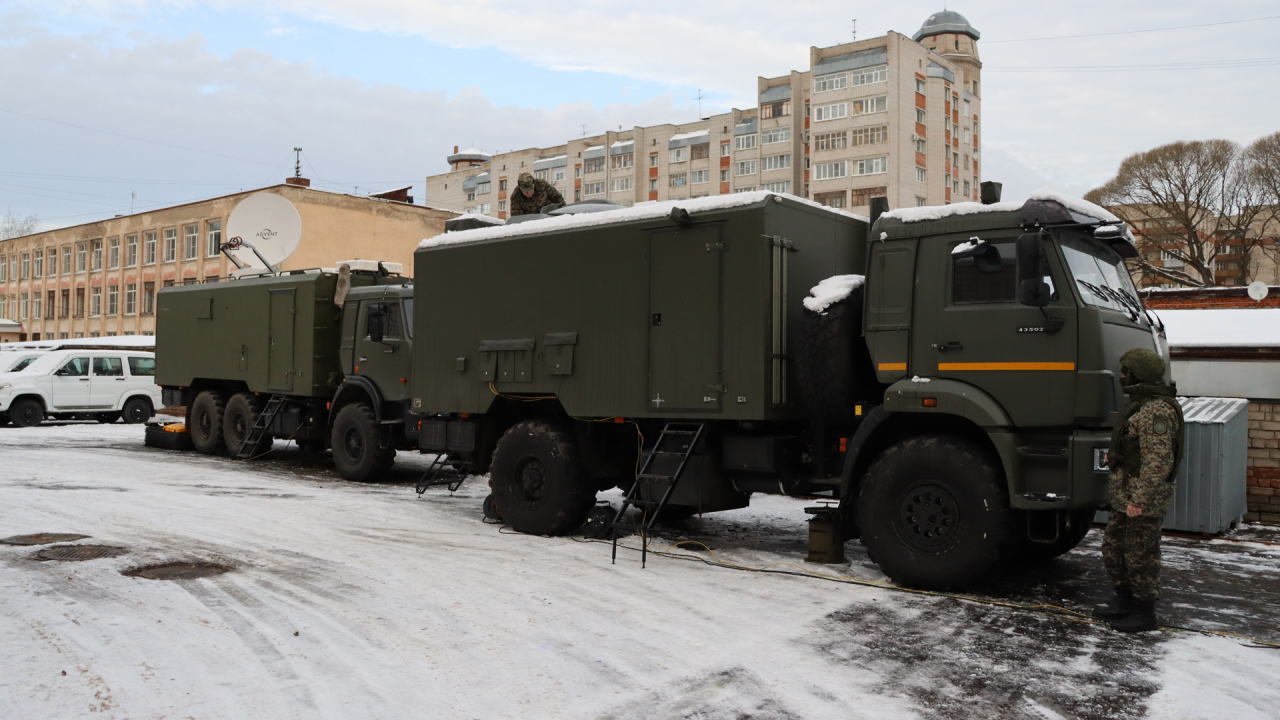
[913,10,980,41]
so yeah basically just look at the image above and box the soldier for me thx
[509,172,566,217]
[1093,347,1184,633]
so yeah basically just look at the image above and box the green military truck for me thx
[156,260,418,481]
[411,187,1165,589]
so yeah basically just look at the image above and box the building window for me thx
[611,153,633,169]
[720,169,730,182]
[691,143,710,160]
[669,172,687,188]
[91,286,102,316]
[850,64,888,86]
[762,154,791,172]
[852,125,887,146]
[477,181,491,195]
[720,142,731,157]
[499,179,507,191]
[19,292,27,319]
[498,200,506,211]
[467,191,476,202]
[762,180,791,194]
[916,167,927,183]
[552,169,565,183]
[963,127,971,145]
[649,179,658,192]
[916,109,926,124]
[583,181,605,196]
[814,160,847,180]
[533,170,547,182]
[75,288,84,318]
[813,103,847,122]
[852,186,888,206]
[32,293,41,320]
[32,251,42,278]
[47,249,56,276]
[0,256,5,282]
[206,220,221,257]
[963,99,971,117]
[734,134,757,151]
[61,246,70,275]
[611,177,632,192]
[853,96,887,115]
[761,128,791,145]
[125,235,138,266]
[813,72,846,93]
[734,160,758,176]
[916,78,926,94]
[733,186,757,193]
[669,147,687,164]
[690,170,709,184]
[164,229,177,262]
[852,156,888,175]
[761,100,790,118]
[584,157,605,173]
[60,289,69,318]
[184,224,198,259]
[649,154,659,167]
[108,237,120,269]
[107,284,119,316]
[91,240,103,270]
[915,138,927,154]
[815,131,848,151]
[144,232,157,265]
[963,180,971,196]
[143,282,155,314]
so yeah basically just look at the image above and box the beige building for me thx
[425,10,983,220]
[0,180,454,342]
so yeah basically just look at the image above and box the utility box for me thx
[1097,396,1249,534]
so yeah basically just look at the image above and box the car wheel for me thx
[489,419,594,536]
[96,412,122,424]
[187,391,226,454]
[122,397,153,424]
[330,403,394,481]
[223,393,270,458]
[10,398,45,428]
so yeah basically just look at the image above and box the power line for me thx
[984,14,1280,44]
[986,56,1280,73]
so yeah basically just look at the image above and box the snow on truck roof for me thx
[418,192,868,250]
[880,189,1120,225]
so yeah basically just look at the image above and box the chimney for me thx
[285,177,311,187]
[454,145,459,154]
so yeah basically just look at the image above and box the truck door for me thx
[268,289,296,392]
[911,234,1077,427]
[648,224,723,412]
[864,239,918,384]
[353,299,408,399]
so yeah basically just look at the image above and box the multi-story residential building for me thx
[425,10,983,219]
[0,180,454,342]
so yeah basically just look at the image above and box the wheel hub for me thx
[516,457,547,502]
[344,426,364,458]
[198,410,212,436]
[896,482,960,550]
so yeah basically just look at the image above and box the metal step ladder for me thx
[416,453,465,495]
[236,394,285,459]
[611,421,705,568]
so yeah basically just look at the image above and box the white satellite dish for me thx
[224,192,302,272]
[1248,280,1269,303]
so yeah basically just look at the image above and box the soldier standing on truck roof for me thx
[1093,348,1184,633]
[509,172,565,217]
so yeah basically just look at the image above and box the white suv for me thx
[0,349,162,427]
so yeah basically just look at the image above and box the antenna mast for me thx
[697,89,703,119]
[852,19,857,41]
[293,147,302,178]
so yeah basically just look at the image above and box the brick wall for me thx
[1247,401,1280,525]
[1142,286,1280,309]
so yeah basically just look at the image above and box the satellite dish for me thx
[1248,280,1270,302]
[224,192,302,271]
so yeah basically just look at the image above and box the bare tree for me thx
[1086,140,1269,287]
[0,210,39,241]
[1247,132,1280,277]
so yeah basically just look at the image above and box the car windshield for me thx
[1059,235,1142,315]
[9,357,37,372]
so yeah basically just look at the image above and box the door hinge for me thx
[763,235,797,251]
[705,383,727,393]
[705,242,725,252]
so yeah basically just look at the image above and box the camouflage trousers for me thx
[1101,513,1164,601]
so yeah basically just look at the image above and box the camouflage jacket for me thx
[509,179,566,216]
[1109,398,1181,516]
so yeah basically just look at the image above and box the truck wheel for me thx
[490,419,594,536]
[9,399,44,428]
[796,292,875,426]
[224,393,270,458]
[188,391,226,454]
[96,412,121,424]
[331,403,395,481]
[122,397,153,424]
[1017,509,1095,562]
[858,436,1011,590]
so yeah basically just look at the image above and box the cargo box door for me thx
[648,225,723,412]
[268,289,296,392]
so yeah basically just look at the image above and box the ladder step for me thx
[636,474,675,482]
[651,450,684,456]
[662,430,699,436]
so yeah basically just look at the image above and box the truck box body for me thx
[412,193,869,420]
[158,271,380,398]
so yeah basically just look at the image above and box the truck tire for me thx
[188,391,226,455]
[1017,509,1095,562]
[490,419,594,536]
[795,291,874,426]
[224,393,270,458]
[121,396,153,425]
[858,436,1012,590]
[331,403,395,481]
[10,398,45,427]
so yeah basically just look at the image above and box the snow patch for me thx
[1159,308,1280,348]
[880,200,1023,223]
[420,192,868,250]
[1028,188,1120,223]
[951,238,981,255]
[803,274,865,314]
[668,129,711,142]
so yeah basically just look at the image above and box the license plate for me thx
[1093,448,1110,472]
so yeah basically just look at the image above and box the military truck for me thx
[156,260,418,481]
[410,187,1164,589]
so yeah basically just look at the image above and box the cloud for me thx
[266,26,297,35]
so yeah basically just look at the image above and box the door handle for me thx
[115,377,126,381]
[358,357,368,362]
[933,341,964,352]
[79,377,90,381]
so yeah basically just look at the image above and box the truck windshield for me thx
[402,299,413,339]
[1059,236,1141,315]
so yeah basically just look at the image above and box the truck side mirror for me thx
[367,304,385,343]
[1016,233,1050,307]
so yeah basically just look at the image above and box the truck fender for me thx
[329,376,385,428]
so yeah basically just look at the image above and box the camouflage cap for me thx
[517,173,535,190]
[1120,348,1165,383]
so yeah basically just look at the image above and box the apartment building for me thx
[424,10,983,219]
[0,181,453,342]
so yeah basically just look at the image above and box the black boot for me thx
[1110,599,1158,633]
[1092,586,1133,621]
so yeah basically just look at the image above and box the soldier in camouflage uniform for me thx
[510,172,566,217]
[1093,348,1184,633]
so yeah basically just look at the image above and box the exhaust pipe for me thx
[869,196,889,226]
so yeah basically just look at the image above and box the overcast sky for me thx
[2,0,1278,228]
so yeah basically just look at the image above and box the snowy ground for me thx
[2,423,1279,720]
